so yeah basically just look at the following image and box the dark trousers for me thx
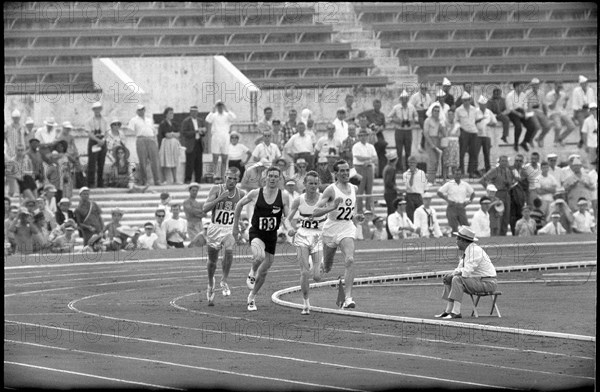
[167,240,185,249]
[384,191,398,215]
[417,110,427,149]
[395,129,412,172]
[87,141,107,188]
[496,113,511,139]
[185,143,203,183]
[405,193,423,222]
[477,136,492,173]
[446,202,469,233]
[508,112,537,147]
[458,129,478,176]
[496,190,510,236]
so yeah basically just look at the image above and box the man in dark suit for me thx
[180,105,206,184]
[55,197,75,226]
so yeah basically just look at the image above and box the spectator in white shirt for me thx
[523,152,542,207]
[537,161,560,216]
[475,95,497,173]
[546,153,563,185]
[437,170,475,233]
[284,122,314,167]
[138,222,159,250]
[251,130,281,164]
[454,92,479,177]
[314,123,342,165]
[572,198,596,234]
[388,90,419,172]
[426,90,450,125]
[35,117,58,147]
[205,101,237,180]
[581,102,598,165]
[332,107,349,143]
[163,203,188,248]
[538,212,566,235]
[515,205,537,237]
[403,156,428,221]
[506,82,537,152]
[128,104,162,186]
[567,75,597,144]
[414,193,442,238]
[409,85,433,150]
[544,81,576,147]
[387,197,417,239]
[370,216,387,241]
[153,208,168,250]
[352,128,378,213]
[525,78,552,148]
[256,107,273,133]
[470,196,492,238]
[227,131,251,179]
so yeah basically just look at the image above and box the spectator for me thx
[427,90,450,126]
[389,90,418,172]
[547,191,574,233]
[509,154,529,236]
[35,117,58,148]
[4,205,19,254]
[239,217,250,243]
[341,95,355,124]
[11,144,36,199]
[164,203,187,248]
[281,110,298,146]
[470,196,492,238]
[572,198,596,233]
[85,103,109,188]
[153,208,168,249]
[83,234,104,253]
[257,120,284,150]
[441,77,455,109]
[284,179,299,202]
[454,83,474,108]
[437,169,475,233]
[588,162,598,223]
[257,107,274,133]
[55,197,74,226]
[49,219,78,253]
[42,183,58,214]
[227,131,251,179]
[544,82,575,147]
[414,193,442,238]
[434,226,497,320]
[8,208,41,254]
[105,118,126,165]
[158,107,181,185]
[157,192,173,221]
[537,161,559,216]
[487,88,510,144]
[47,140,73,200]
[316,156,334,193]
[546,153,563,185]
[506,82,537,152]
[252,130,281,164]
[423,103,445,183]
[530,198,546,232]
[454,92,479,177]
[24,117,35,142]
[5,109,26,163]
[32,210,50,249]
[138,222,159,250]
[563,157,594,211]
[206,100,236,179]
[564,75,596,145]
[403,155,427,222]
[523,152,542,207]
[284,122,314,168]
[353,128,378,213]
[74,187,104,246]
[128,104,162,186]
[180,105,206,184]
[183,182,205,243]
[102,208,129,251]
[475,95,497,174]
[314,123,341,165]
[356,210,373,241]
[373,124,388,179]
[382,150,399,215]
[37,195,57,232]
[332,107,349,143]
[108,145,149,193]
[581,102,598,165]
[480,155,514,236]
[515,205,537,236]
[526,78,552,147]
[538,212,566,235]
[387,197,417,240]
[358,99,386,135]
[275,158,294,184]
[27,138,44,187]
[300,108,313,127]
[340,123,358,164]
[441,109,460,181]
[409,85,433,150]
[58,121,83,188]
[370,216,387,240]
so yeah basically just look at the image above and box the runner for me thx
[201,168,245,306]
[233,166,291,311]
[311,160,363,309]
[287,171,325,315]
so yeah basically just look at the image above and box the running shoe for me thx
[246,275,256,290]
[220,281,231,296]
[342,297,356,309]
[301,307,310,315]
[207,278,216,306]
[247,294,257,311]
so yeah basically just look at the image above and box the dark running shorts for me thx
[249,227,278,255]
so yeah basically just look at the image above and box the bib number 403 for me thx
[259,217,277,231]
[336,206,354,221]
[215,210,234,225]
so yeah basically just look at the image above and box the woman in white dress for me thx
[158,107,181,184]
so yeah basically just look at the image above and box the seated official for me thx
[435,226,498,319]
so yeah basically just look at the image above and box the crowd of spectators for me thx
[4,75,598,254]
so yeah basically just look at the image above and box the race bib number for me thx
[300,219,320,230]
[259,217,277,231]
[336,206,354,221]
[215,210,234,225]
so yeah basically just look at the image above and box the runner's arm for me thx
[232,189,258,237]
[311,185,342,218]
[202,185,227,213]
[287,196,301,235]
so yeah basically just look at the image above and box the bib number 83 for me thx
[259,217,277,231]
[336,206,354,221]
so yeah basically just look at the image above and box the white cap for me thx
[92,101,102,109]
[187,182,200,190]
[461,92,471,100]
[578,75,588,83]
[589,102,597,109]
[477,95,488,105]
[11,109,21,118]
[436,89,446,98]
[572,157,583,165]
[137,104,145,110]
[486,184,498,192]
[442,77,451,86]
[531,78,540,84]
[568,153,581,161]
[25,117,34,125]
[423,192,435,199]
[44,117,57,126]
[547,153,558,159]
[78,187,90,195]
[62,121,73,129]
[399,90,409,98]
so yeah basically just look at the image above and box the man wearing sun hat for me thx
[435,226,497,319]
[581,102,598,165]
[85,101,109,188]
[128,104,162,186]
[441,77,455,108]
[5,109,26,158]
[73,186,104,246]
[383,150,399,215]
[572,198,595,234]
[525,77,552,148]
[567,75,597,143]
[388,90,418,172]
[413,192,442,238]
[34,117,58,147]
[332,107,349,143]
[455,91,479,177]
[538,212,567,235]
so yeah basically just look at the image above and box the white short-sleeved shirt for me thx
[315,136,341,158]
[35,127,57,144]
[582,115,598,148]
[229,143,250,161]
[544,90,569,116]
[128,116,155,138]
[205,111,236,137]
[163,218,188,242]
[573,210,595,233]
[252,143,281,163]
[438,180,474,203]
[285,133,314,155]
[138,233,158,249]
[351,142,377,167]
[470,209,491,238]
[332,118,349,143]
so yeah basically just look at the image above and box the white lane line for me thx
[4,360,183,390]
[4,320,517,390]
[5,340,363,392]
[63,292,593,381]
[5,240,595,270]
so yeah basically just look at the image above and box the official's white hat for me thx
[436,89,446,98]
[477,95,488,105]
[578,75,588,83]
[399,90,409,98]
[442,77,451,86]
[547,153,558,159]
[589,102,597,109]
[136,104,145,110]
[11,109,21,118]
[92,101,102,109]
[461,91,471,100]
[531,78,540,84]
[486,184,498,192]
[25,117,34,125]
